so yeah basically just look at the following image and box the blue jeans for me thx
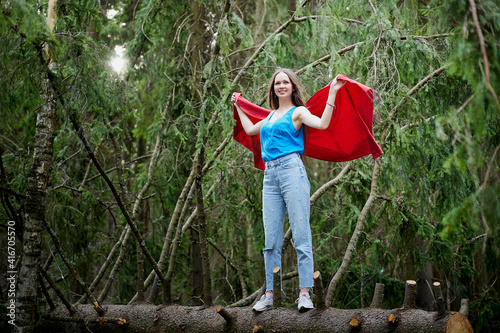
[262,152,313,290]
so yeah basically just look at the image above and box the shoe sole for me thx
[299,306,313,312]
[252,305,273,312]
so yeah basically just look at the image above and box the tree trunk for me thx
[16,77,56,332]
[38,304,473,333]
[194,146,212,306]
[189,226,204,305]
[415,237,434,311]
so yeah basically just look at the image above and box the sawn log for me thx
[38,303,473,333]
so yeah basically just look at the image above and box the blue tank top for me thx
[260,106,304,161]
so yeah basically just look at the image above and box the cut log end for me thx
[434,281,445,315]
[433,281,444,300]
[349,317,360,327]
[253,325,261,333]
[388,313,398,324]
[313,271,325,310]
[445,313,473,333]
[273,267,280,274]
[403,280,417,309]
[215,305,232,323]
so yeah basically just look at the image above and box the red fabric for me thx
[233,75,383,170]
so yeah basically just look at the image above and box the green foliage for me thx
[1,1,499,331]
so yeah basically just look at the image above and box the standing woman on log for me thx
[232,68,345,312]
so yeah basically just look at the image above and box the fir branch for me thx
[97,227,133,304]
[381,65,448,146]
[78,138,104,190]
[101,102,168,305]
[70,114,165,285]
[400,94,474,130]
[296,42,364,75]
[456,233,487,253]
[76,225,128,305]
[231,0,311,85]
[342,18,364,25]
[43,220,105,315]
[468,0,499,105]
[84,154,153,183]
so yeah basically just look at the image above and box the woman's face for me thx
[274,72,294,99]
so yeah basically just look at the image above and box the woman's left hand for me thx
[330,75,346,93]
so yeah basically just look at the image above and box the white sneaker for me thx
[296,294,314,312]
[252,294,273,312]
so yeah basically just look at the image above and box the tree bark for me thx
[38,304,473,333]
[16,77,56,332]
[415,237,434,311]
[194,146,212,306]
[370,283,385,308]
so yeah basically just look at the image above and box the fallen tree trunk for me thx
[39,304,473,333]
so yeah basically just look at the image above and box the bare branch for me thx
[401,33,451,40]
[468,0,499,105]
[70,115,165,284]
[367,0,377,14]
[310,164,352,203]
[296,42,364,75]
[325,161,381,305]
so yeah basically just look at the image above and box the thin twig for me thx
[367,0,377,13]
[401,33,451,40]
[84,154,152,183]
[40,266,76,315]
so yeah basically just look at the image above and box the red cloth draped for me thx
[233,75,383,170]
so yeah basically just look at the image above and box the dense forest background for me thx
[0,0,499,332]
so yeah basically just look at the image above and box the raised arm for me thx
[232,93,267,136]
[294,75,346,130]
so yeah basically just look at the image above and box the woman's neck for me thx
[276,98,295,112]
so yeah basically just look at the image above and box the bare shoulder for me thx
[293,106,311,119]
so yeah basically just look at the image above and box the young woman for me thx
[232,68,345,312]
